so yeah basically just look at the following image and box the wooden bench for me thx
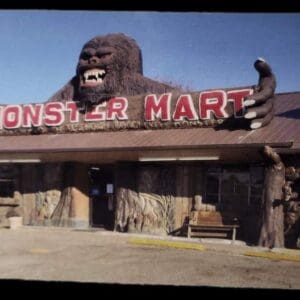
[187,211,240,244]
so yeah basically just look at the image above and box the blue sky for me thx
[0,11,299,104]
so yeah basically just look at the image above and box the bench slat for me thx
[189,232,228,238]
[189,224,239,229]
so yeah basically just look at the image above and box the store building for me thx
[0,89,299,247]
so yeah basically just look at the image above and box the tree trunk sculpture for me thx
[115,164,175,235]
[283,166,300,248]
[259,146,285,248]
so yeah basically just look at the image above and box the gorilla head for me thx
[48,32,174,106]
[76,33,144,104]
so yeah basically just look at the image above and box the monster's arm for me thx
[244,58,276,129]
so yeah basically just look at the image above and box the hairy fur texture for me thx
[48,33,276,130]
[47,33,175,107]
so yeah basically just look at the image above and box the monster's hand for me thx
[244,58,276,129]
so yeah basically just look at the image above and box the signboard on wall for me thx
[0,88,252,135]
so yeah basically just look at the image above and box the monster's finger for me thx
[244,84,275,107]
[254,58,273,77]
[244,58,276,107]
[250,109,274,130]
[244,98,273,119]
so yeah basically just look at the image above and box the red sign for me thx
[144,89,251,121]
[0,89,252,130]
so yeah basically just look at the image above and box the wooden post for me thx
[51,162,75,227]
[20,164,38,225]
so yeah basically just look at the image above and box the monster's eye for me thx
[96,52,112,59]
[80,51,92,60]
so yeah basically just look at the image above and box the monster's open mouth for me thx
[80,68,106,87]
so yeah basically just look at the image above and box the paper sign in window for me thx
[106,184,113,194]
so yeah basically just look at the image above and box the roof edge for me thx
[0,141,293,155]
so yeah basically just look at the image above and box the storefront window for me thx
[204,165,263,208]
[249,166,264,206]
[221,168,250,209]
[0,179,14,198]
[0,165,16,199]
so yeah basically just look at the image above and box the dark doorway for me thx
[88,165,114,229]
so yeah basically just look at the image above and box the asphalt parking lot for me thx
[0,226,299,289]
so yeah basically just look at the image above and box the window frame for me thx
[204,164,263,207]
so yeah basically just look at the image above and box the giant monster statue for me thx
[48,33,276,130]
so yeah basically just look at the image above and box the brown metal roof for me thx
[0,92,299,153]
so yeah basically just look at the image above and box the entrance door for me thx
[88,165,114,229]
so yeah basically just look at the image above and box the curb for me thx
[128,238,206,251]
[29,248,51,254]
[244,250,300,263]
